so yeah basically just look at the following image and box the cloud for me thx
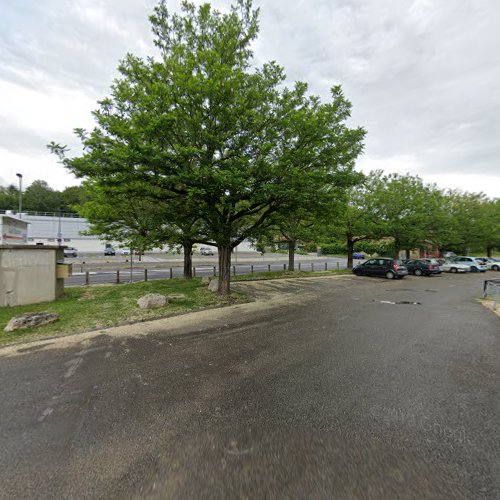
[0,0,499,195]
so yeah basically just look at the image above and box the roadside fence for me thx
[68,261,349,287]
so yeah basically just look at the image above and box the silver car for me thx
[452,257,488,272]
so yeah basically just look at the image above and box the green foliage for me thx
[0,180,88,214]
[48,0,365,294]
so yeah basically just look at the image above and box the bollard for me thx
[337,262,340,270]
[85,271,89,285]
[251,265,254,274]
[144,269,148,281]
[116,270,120,284]
[325,262,328,271]
[193,267,196,277]
[311,263,314,272]
[298,262,301,271]
[213,266,217,276]
[283,263,286,271]
[233,265,236,276]
[268,264,271,273]
[169,267,173,279]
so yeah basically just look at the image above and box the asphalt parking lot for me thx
[0,272,498,498]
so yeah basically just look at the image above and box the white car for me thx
[484,260,500,271]
[439,261,470,273]
[452,256,488,272]
[63,247,78,258]
[120,248,130,255]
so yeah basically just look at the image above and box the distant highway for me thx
[65,256,353,286]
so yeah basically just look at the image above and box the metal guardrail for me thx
[0,209,81,218]
[66,261,348,287]
[483,279,500,297]
[483,279,500,310]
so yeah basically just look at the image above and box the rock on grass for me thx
[4,312,59,332]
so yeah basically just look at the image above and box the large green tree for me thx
[49,0,365,294]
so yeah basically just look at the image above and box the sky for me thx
[1,0,499,197]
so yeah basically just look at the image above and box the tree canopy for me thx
[49,0,366,294]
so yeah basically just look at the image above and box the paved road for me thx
[66,257,349,286]
[0,273,499,498]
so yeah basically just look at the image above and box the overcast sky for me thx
[1,0,499,197]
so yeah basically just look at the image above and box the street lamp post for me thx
[15,173,22,218]
[57,207,63,246]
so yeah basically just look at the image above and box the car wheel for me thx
[414,269,423,276]
[471,266,478,273]
[492,265,499,271]
[385,271,395,279]
[450,267,457,273]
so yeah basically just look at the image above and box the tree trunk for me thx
[183,242,193,279]
[405,248,410,260]
[393,239,401,259]
[347,237,354,269]
[288,240,295,271]
[486,245,492,258]
[218,245,232,295]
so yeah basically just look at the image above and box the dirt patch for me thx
[480,299,500,318]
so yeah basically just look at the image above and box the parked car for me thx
[104,247,116,256]
[476,258,500,271]
[352,252,365,259]
[452,256,487,272]
[439,260,470,273]
[405,259,442,276]
[120,248,130,255]
[63,247,78,258]
[353,258,408,279]
[200,247,214,256]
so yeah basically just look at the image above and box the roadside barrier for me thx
[68,261,349,287]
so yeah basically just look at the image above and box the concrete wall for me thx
[0,246,64,307]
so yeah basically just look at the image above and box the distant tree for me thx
[323,175,382,268]
[483,199,500,256]
[23,180,62,213]
[60,185,90,213]
[0,185,18,211]
[78,180,206,278]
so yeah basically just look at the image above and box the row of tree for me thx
[0,181,88,214]
[321,172,499,267]
[46,1,499,295]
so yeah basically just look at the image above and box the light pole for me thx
[57,207,63,246]
[15,173,22,218]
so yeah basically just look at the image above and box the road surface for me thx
[66,256,349,286]
[0,272,499,498]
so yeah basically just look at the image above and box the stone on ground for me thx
[208,279,219,292]
[137,293,168,309]
[4,312,59,332]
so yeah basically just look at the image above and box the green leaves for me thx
[48,0,366,293]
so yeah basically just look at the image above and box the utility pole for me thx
[15,173,22,218]
[57,207,63,246]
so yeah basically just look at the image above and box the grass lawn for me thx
[0,278,246,346]
[232,268,350,281]
[0,269,351,346]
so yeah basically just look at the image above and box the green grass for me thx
[0,269,351,346]
[232,268,350,282]
[0,279,247,346]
